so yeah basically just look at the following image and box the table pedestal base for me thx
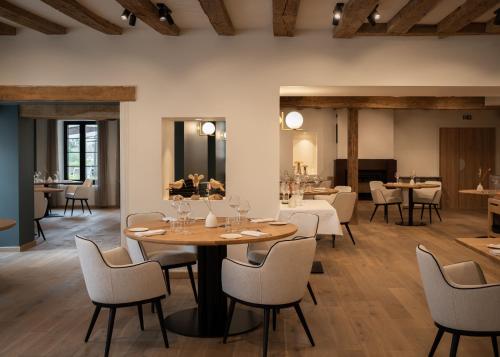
[164,308,261,338]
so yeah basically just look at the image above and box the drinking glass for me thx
[237,200,251,228]
[228,195,240,224]
[178,202,191,234]
[170,201,181,232]
[394,171,400,183]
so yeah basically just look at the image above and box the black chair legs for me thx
[187,265,198,303]
[85,305,101,342]
[223,298,236,344]
[397,204,404,224]
[104,307,116,357]
[344,223,356,245]
[294,303,315,347]
[154,300,169,348]
[370,205,379,222]
[428,327,444,357]
[35,220,46,241]
[492,336,499,357]
[65,199,92,216]
[263,308,270,357]
[137,304,144,331]
[450,334,460,357]
[307,282,317,305]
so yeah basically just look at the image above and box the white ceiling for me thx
[1,0,498,34]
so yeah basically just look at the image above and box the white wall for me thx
[2,31,500,229]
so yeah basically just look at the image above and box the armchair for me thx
[64,178,93,216]
[369,181,403,223]
[413,181,442,224]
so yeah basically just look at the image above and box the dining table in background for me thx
[125,218,298,338]
[34,180,82,187]
[0,218,16,232]
[302,187,338,199]
[459,189,500,197]
[456,238,500,265]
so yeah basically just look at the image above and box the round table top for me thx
[0,219,16,232]
[303,188,338,195]
[125,219,298,246]
[384,182,440,189]
[34,187,64,193]
[34,180,82,185]
[459,189,500,196]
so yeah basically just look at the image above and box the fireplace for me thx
[334,159,397,200]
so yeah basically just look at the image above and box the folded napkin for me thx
[487,243,500,249]
[241,230,271,238]
[489,249,500,256]
[135,229,166,237]
[250,218,275,223]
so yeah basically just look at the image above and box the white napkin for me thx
[250,218,275,223]
[489,249,500,256]
[135,229,166,237]
[487,243,500,249]
[241,230,271,238]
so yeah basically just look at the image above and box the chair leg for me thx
[64,198,69,215]
[294,303,315,347]
[151,303,155,313]
[344,223,356,245]
[137,304,144,331]
[71,199,75,216]
[307,282,318,305]
[187,265,198,303]
[370,205,379,222]
[85,199,92,214]
[84,305,101,342]
[104,307,116,357]
[428,204,432,224]
[398,203,404,224]
[384,205,389,224]
[428,327,444,357]
[154,300,169,348]
[421,204,425,220]
[434,205,442,222]
[80,200,85,214]
[492,336,498,357]
[36,220,46,241]
[272,308,277,331]
[332,235,335,248]
[449,334,460,357]
[164,269,171,295]
[223,298,236,344]
[263,308,270,357]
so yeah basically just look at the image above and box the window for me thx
[64,121,98,182]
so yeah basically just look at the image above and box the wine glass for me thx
[394,171,400,183]
[170,201,180,232]
[178,201,191,234]
[237,200,251,228]
[228,195,240,223]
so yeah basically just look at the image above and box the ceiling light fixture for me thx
[157,3,174,25]
[200,122,216,136]
[367,5,381,27]
[121,9,131,21]
[280,111,304,131]
[128,13,136,27]
[332,3,344,26]
[495,8,500,26]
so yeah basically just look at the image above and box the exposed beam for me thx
[486,17,500,34]
[198,0,234,36]
[0,86,136,102]
[357,22,494,36]
[273,0,300,37]
[280,96,499,110]
[0,20,15,35]
[41,0,122,35]
[437,0,500,36]
[20,103,120,120]
[333,0,378,38]
[0,0,66,34]
[114,0,179,36]
[387,0,441,34]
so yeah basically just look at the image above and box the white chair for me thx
[369,181,403,223]
[34,191,48,241]
[416,245,500,357]
[126,212,198,302]
[413,181,442,224]
[222,237,317,357]
[75,236,169,357]
[314,185,351,205]
[64,178,93,216]
[247,212,320,305]
[331,192,357,247]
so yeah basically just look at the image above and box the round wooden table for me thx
[125,219,297,338]
[0,219,16,232]
[384,182,440,226]
[459,189,500,196]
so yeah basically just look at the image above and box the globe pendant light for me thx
[201,122,216,136]
[284,111,304,130]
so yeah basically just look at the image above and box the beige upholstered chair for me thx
[34,191,48,241]
[369,181,403,223]
[247,212,320,304]
[75,236,169,357]
[126,212,198,302]
[223,237,317,357]
[314,185,351,205]
[416,245,500,357]
[319,180,332,188]
[413,181,442,223]
[64,178,93,216]
[331,192,357,247]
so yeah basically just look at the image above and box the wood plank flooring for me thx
[0,203,498,356]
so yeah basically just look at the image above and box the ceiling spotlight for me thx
[121,9,130,21]
[367,5,381,26]
[157,3,174,25]
[332,3,344,26]
[128,13,136,27]
[495,8,500,26]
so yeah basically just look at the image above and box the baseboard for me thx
[0,240,37,252]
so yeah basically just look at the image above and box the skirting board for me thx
[0,240,37,252]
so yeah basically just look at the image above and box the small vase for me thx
[477,183,484,191]
[409,179,415,185]
[205,211,218,228]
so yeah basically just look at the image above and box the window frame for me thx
[63,121,98,182]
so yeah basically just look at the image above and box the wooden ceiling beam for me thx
[387,0,442,34]
[198,0,234,36]
[437,0,500,36]
[0,20,15,35]
[333,0,378,38]
[114,0,179,36]
[357,22,493,36]
[0,0,66,34]
[0,86,136,102]
[20,103,120,120]
[41,0,122,35]
[273,0,300,37]
[486,17,500,33]
[280,96,499,110]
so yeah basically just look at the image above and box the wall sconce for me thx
[197,121,216,136]
[280,111,304,131]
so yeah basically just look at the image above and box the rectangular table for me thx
[456,238,500,265]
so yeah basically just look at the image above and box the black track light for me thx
[157,3,174,25]
[367,5,381,27]
[121,9,131,21]
[128,13,136,27]
[332,3,344,26]
[495,8,500,26]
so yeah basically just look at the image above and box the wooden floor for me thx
[0,203,498,356]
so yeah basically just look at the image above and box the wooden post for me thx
[347,108,359,222]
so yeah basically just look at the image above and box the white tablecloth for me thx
[277,200,343,236]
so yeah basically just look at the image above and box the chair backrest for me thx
[260,237,317,304]
[126,237,147,264]
[369,181,386,204]
[319,180,332,188]
[414,181,442,204]
[34,191,47,220]
[332,192,356,223]
[334,185,352,193]
[82,178,93,187]
[127,212,165,227]
[288,212,319,238]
